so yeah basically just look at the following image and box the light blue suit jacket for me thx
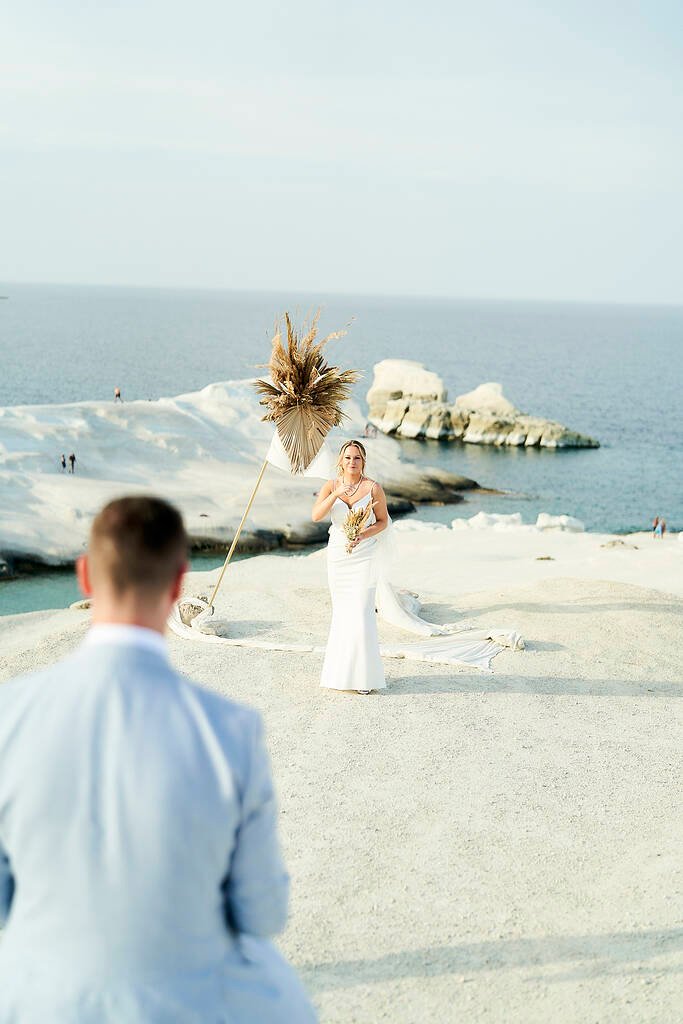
[0,637,316,1023]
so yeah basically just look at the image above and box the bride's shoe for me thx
[356,689,371,695]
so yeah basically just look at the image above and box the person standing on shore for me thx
[68,452,76,474]
[312,439,389,695]
[114,386,123,403]
[60,454,66,473]
[0,496,316,1023]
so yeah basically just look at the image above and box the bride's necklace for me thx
[343,474,364,498]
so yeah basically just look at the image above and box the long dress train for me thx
[169,496,523,675]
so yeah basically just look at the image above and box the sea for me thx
[1,282,681,616]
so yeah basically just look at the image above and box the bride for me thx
[312,440,388,694]
[168,444,523,676]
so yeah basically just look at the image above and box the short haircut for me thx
[89,496,188,596]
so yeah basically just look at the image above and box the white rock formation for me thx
[451,511,586,533]
[366,359,448,433]
[397,402,454,441]
[367,361,599,449]
[0,380,474,567]
[451,512,533,532]
[455,383,518,418]
[536,513,585,532]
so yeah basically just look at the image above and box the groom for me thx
[0,496,316,1023]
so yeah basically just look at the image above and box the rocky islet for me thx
[367,359,600,448]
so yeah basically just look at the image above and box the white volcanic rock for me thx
[367,361,599,449]
[367,362,453,441]
[0,380,477,566]
[448,405,468,438]
[504,427,528,447]
[452,512,531,532]
[536,513,585,532]
[396,401,454,441]
[379,398,410,434]
[538,422,594,449]
[450,511,586,534]
[517,417,545,447]
[366,359,448,422]
[368,359,447,402]
[461,414,516,446]
[455,382,518,418]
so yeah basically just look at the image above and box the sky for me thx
[2,1,682,303]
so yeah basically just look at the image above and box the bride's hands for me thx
[331,482,350,500]
[348,528,369,550]
[312,479,354,522]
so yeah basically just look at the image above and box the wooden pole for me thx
[208,458,269,608]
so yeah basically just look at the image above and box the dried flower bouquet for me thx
[342,501,376,554]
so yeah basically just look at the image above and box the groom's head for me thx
[77,496,189,629]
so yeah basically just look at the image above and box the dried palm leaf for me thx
[253,311,360,473]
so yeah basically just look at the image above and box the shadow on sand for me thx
[299,927,683,992]
[383,673,682,698]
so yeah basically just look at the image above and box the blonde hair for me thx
[336,439,367,477]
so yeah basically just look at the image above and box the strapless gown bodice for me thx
[329,491,376,534]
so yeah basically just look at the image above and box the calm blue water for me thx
[1,282,681,615]
[0,553,230,619]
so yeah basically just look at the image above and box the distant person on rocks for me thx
[60,454,66,473]
[0,496,316,1024]
[114,386,123,403]
[68,452,76,474]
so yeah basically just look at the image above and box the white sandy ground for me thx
[1,527,682,1023]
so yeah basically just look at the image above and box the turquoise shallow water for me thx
[1,283,681,616]
[0,553,230,618]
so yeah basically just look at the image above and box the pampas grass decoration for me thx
[253,311,360,474]
[174,311,358,622]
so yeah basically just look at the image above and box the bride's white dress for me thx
[320,492,386,691]
[169,480,524,676]
[318,490,524,690]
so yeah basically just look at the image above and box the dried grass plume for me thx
[253,311,360,473]
[342,500,376,554]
